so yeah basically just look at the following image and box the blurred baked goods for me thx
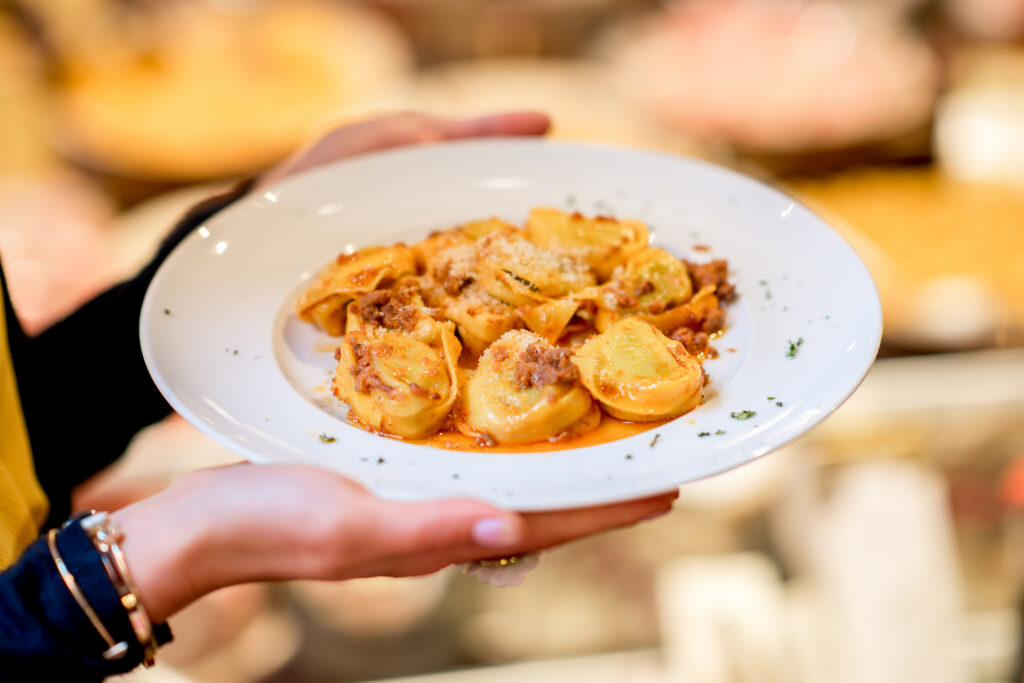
[605,0,940,156]
[786,168,1024,349]
[0,15,54,174]
[334,58,714,159]
[935,47,1024,185]
[947,0,1024,42]
[368,0,624,62]
[51,0,412,181]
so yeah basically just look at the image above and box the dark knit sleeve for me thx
[4,180,253,526]
[0,520,172,680]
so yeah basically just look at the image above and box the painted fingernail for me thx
[472,518,519,548]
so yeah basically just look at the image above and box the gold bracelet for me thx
[80,512,159,667]
[46,528,130,661]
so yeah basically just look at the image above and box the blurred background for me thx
[1,0,1024,681]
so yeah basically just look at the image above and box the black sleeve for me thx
[4,180,253,526]
[0,520,171,680]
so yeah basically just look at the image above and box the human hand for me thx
[112,463,677,623]
[253,111,551,192]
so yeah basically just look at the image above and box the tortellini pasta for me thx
[296,245,417,336]
[476,232,594,307]
[298,208,735,447]
[411,217,516,272]
[420,243,522,356]
[459,330,599,445]
[591,248,695,332]
[571,318,704,422]
[332,287,461,439]
[526,207,649,281]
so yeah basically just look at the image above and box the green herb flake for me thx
[232,349,239,356]
[650,433,661,448]
[318,434,335,443]
[758,280,768,286]
[767,396,775,401]
[785,338,804,358]
[502,269,539,292]
[625,454,634,460]
[698,431,711,437]
[776,401,784,407]
[730,410,756,420]
[715,429,726,435]
[163,308,171,316]
[377,457,386,464]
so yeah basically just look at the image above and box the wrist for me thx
[109,474,222,623]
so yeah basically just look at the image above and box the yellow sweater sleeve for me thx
[0,301,48,567]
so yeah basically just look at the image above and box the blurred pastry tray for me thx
[782,167,1024,352]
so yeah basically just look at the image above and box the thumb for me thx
[369,498,525,557]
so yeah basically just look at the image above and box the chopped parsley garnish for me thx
[730,410,756,420]
[163,308,171,316]
[650,433,661,448]
[625,454,634,460]
[698,431,710,437]
[318,434,335,443]
[786,338,804,358]
[767,396,775,401]
[377,457,386,464]
[503,270,539,292]
[715,429,726,435]
[776,401,784,407]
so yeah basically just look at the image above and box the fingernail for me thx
[472,518,519,548]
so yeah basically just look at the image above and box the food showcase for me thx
[1,0,1023,681]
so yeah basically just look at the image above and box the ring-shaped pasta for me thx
[476,232,594,308]
[525,207,650,281]
[423,281,522,357]
[516,297,581,344]
[593,248,694,332]
[638,284,719,334]
[412,217,517,271]
[296,245,417,336]
[572,318,704,422]
[460,330,598,445]
[333,302,461,439]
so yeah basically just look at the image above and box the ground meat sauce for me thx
[664,259,734,357]
[670,327,715,357]
[443,269,473,296]
[613,287,638,308]
[350,342,399,397]
[409,382,441,400]
[684,259,736,302]
[356,288,419,331]
[512,343,580,390]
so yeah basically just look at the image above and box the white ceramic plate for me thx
[141,140,881,511]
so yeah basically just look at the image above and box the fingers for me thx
[518,491,678,553]
[346,491,677,579]
[255,110,550,190]
[360,497,525,557]
[438,112,551,139]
